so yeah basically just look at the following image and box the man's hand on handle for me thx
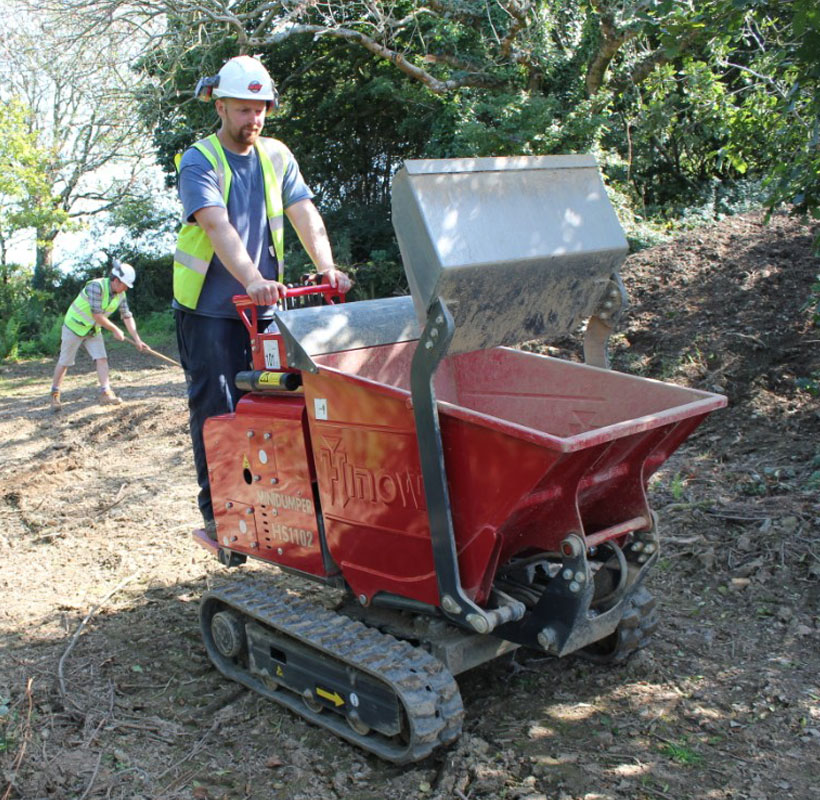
[245,277,288,306]
[319,268,352,294]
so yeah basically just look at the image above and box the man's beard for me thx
[234,124,260,146]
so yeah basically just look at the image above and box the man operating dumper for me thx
[173,55,351,538]
[49,260,146,411]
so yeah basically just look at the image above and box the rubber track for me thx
[201,579,464,763]
[613,584,659,661]
[579,584,659,664]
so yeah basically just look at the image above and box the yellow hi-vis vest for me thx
[64,278,123,336]
[172,134,287,310]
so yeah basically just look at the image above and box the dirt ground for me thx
[1,209,818,800]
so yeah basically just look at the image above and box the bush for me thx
[136,309,176,344]
[346,253,408,300]
[0,314,21,360]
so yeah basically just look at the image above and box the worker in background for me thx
[50,260,146,411]
[174,55,351,538]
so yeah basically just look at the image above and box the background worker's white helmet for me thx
[111,260,136,288]
[195,56,279,110]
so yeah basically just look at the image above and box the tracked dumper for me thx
[193,156,727,763]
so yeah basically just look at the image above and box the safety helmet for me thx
[195,56,279,110]
[111,260,136,288]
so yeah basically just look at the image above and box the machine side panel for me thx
[305,371,439,604]
[204,395,327,576]
[304,370,562,606]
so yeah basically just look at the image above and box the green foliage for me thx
[660,738,704,766]
[0,303,63,362]
[0,260,63,360]
[0,98,68,263]
[123,0,820,298]
[762,0,820,246]
[135,310,176,341]
[805,274,820,326]
[344,253,408,301]
[105,181,179,257]
[796,374,820,398]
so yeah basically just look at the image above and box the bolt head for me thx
[561,536,582,558]
[562,568,574,581]
[537,627,557,650]
[441,595,462,614]
[569,581,581,593]
[466,613,490,634]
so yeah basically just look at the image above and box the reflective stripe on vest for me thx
[64,278,123,337]
[173,134,287,310]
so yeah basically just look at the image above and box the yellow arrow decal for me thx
[242,454,251,470]
[316,687,345,707]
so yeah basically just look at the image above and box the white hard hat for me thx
[112,260,135,288]
[196,56,279,110]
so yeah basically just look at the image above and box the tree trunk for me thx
[33,228,56,289]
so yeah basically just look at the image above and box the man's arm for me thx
[92,311,125,341]
[285,199,351,293]
[122,315,146,350]
[193,205,286,305]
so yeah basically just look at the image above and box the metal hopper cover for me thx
[391,156,628,354]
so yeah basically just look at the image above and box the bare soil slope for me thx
[1,210,818,800]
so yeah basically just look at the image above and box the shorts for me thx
[56,325,107,367]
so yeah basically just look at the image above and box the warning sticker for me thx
[263,339,281,369]
[258,372,282,386]
[314,398,328,420]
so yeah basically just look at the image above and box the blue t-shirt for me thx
[176,138,313,319]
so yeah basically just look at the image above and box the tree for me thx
[44,0,820,234]
[40,1,747,97]
[0,97,67,269]
[761,0,820,241]
[0,6,157,285]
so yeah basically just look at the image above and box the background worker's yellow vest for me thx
[64,278,123,336]
[173,134,287,310]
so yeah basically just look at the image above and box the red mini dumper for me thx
[194,156,726,763]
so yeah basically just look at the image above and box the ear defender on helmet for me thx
[194,75,221,102]
[266,84,280,112]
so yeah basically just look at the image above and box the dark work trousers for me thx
[175,309,266,523]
